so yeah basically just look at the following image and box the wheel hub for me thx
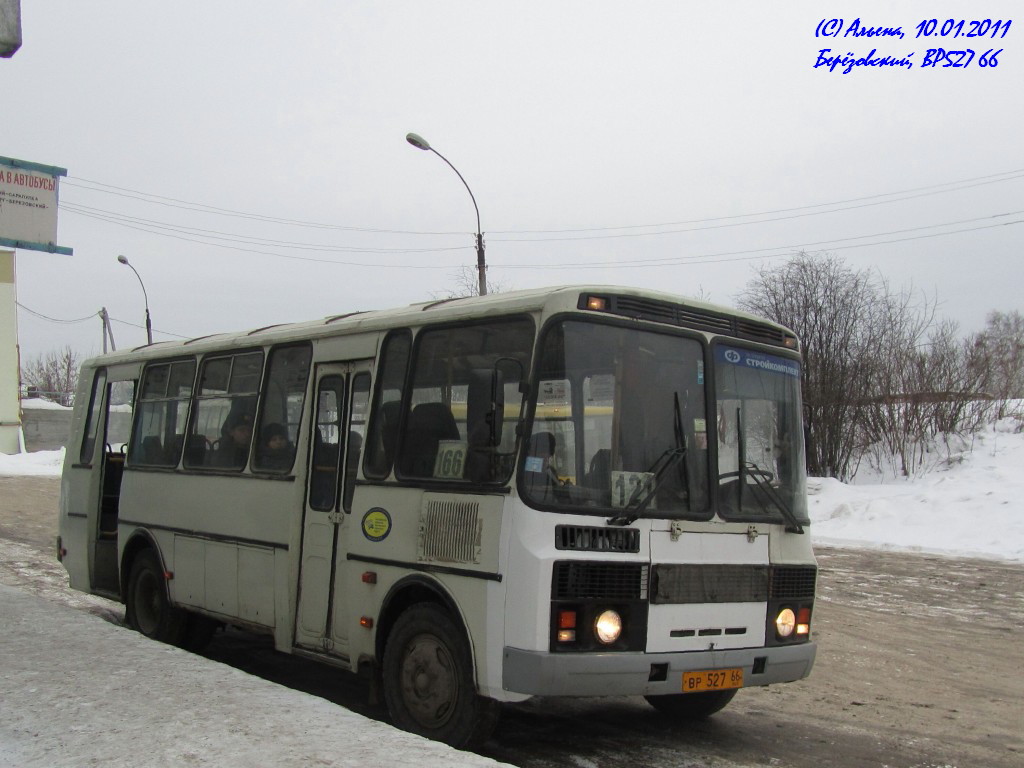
[400,634,458,728]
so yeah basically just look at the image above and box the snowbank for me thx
[0,448,65,476]
[19,398,72,411]
[808,419,1024,562]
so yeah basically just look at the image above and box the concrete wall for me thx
[21,406,71,451]
[20,406,133,453]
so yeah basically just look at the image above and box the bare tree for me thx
[21,346,80,407]
[739,253,887,480]
[432,265,508,299]
[858,284,938,477]
[971,310,1024,418]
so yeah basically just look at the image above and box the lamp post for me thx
[406,132,487,296]
[117,255,153,345]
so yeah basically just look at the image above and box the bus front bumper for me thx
[502,642,816,697]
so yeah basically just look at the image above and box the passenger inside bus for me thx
[256,422,293,471]
[213,408,255,469]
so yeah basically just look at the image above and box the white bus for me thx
[58,285,817,747]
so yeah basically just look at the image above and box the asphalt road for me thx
[2,475,1022,767]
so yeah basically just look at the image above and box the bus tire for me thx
[644,688,738,719]
[382,603,499,748]
[125,549,186,645]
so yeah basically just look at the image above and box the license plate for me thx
[682,668,744,693]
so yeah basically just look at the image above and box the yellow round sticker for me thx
[361,508,392,542]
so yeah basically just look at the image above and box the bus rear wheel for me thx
[125,549,185,645]
[645,688,738,719]
[382,603,499,748]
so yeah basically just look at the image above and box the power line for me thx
[108,315,190,339]
[492,168,1024,236]
[491,172,1024,243]
[60,201,1024,271]
[499,215,1024,270]
[15,301,190,340]
[62,167,1024,239]
[61,206,472,268]
[60,202,468,254]
[15,303,98,324]
[63,177,463,236]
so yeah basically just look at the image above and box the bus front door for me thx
[294,361,370,658]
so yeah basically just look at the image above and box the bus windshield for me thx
[520,321,808,528]
[522,320,711,519]
[713,344,808,527]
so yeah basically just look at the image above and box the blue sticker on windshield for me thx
[716,346,800,378]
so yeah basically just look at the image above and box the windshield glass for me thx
[520,320,710,518]
[714,344,808,524]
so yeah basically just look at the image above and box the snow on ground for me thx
[0,583,508,768]
[807,418,1024,562]
[18,398,71,411]
[0,446,65,477]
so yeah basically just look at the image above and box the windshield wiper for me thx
[607,446,687,526]
[742,458,804,534]
[609,393,691,527]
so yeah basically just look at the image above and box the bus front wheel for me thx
[645,688,738,719]
[382,603,499,748]
[125,549,186,645]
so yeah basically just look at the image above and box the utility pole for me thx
[100,307,116,353]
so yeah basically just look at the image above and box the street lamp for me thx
[406,132,487,296]
[117,254,153,345]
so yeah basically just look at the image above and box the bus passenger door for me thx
[66,369,135,598]
[295,362,370,656]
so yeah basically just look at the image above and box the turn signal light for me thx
[585,296,608,311]
[796,606,811,636]
[557,610,578,643]
[359,616,374,629]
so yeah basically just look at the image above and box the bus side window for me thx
[342,374,370,512]
[79,369,107,465]
[310,376,344,511]
[128,360,196,468]
[186,351,263,471]
[364,331,411,479]
[253,344,312,474]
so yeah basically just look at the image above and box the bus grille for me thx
[552,562,649,600]
[770,565,818,600]
[555,525,640,553]
[417,500,482,565]
[651,564,817,604]
[652,564,769,604]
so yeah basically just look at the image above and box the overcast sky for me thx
[3,0,1021,360]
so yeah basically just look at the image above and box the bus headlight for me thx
[775,608,796,638]
[595,609,622,644]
